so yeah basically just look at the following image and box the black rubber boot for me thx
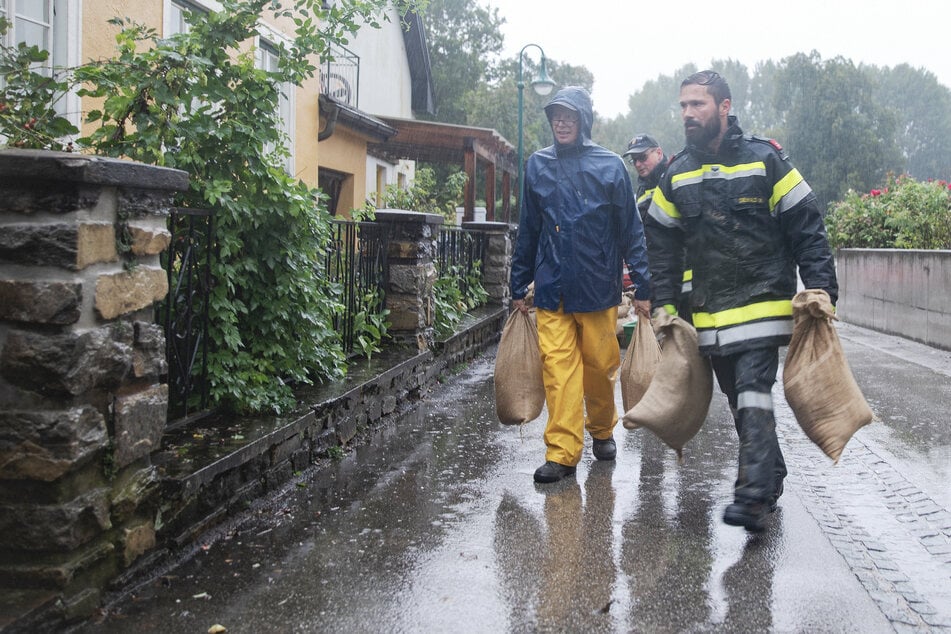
[724,408,779,531]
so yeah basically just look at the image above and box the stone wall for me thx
[0,150,188,628]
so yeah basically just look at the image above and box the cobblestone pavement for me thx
[776,323,951,632]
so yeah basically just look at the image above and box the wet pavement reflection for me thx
[78,323,950,633]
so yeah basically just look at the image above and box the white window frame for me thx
[163,0,222,37]
[1,0,82,130]
[255,25,296,175]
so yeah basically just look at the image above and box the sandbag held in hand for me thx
[494,309,545,425]
[622,310,712,460]
[783,289,873,462]
[619,316,662,412]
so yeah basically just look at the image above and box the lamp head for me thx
[531,56,555,96]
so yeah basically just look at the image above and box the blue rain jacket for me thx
[510,86,651,312]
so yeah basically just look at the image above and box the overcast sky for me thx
[493,0,950,119]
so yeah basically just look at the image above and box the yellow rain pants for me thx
[535,304,620,466]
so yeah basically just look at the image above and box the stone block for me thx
[127,223,171,257]
[0,488,111,551]
[0,406,106,481]
[110,466,159,525]
[0,223,78,269]
[95,267,168,320]
[0,324,133,396]
[132,321,167,378]
[76,223,118,269]
[113,384,168,468]
[120,521,156,567]
[0,279,82,325]
[117,188,174,216]
[0,182,100,215]
[0,540,114,589]
[389,263,426,294]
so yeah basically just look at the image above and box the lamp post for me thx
[515,43,555,222]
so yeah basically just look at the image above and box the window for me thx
[256,36,295,174]
[164,0,221,36]
[0,0,80,127]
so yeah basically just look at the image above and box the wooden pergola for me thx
[368,116,518,223]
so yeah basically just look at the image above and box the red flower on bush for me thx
[870,189,882,197]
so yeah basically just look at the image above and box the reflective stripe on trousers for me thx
[535,304,620,466]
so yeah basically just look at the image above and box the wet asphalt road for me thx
[79,322,951,633]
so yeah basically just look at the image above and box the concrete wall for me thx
[836,248,951,351]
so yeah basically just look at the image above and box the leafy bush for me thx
[369,165,468,222]
[72,0,411,414]
[826,174,951,249]
[432,261,488,340]
[0,18,78,149]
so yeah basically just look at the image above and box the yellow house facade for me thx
[5,0,434,217]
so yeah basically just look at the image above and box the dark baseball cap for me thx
[622,133,659,157]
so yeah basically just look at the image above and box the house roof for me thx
[368,116,518,222]
[402,11,436,116]
[368,116,516,174]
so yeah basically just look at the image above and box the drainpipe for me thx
[318,94,339,141]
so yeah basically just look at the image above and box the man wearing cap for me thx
[624,133,692,320]
[510,86,652,483]
[623,133,667,221]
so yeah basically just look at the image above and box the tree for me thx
[773,52,900,211]
[420,0,505,123]
[874,63,951,181]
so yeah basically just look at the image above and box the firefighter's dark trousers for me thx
[710,347,788,505]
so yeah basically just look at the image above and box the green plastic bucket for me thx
[623,318,638,346]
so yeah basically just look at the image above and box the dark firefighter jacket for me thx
[646,116,838,355]
[511,86,651,312]
[635,157,668,220]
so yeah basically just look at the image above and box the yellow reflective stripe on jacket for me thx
[697,319,794,349]
[771,167,813,214]
[692,299,793,329]
[647,187,680,227]
[670,162,766,192]
[681,268,693,293]
[637,186,655,207]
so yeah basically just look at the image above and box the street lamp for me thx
[515,43,555,222]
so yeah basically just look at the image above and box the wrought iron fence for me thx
[160,207,214,428]
[437,226,488,298]
[325,220,390,355]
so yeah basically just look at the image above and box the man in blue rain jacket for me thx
[510,85,652,483]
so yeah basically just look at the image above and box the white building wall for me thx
[349,7,414,118]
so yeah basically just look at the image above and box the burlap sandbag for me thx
[622,310,712,460]
[783,289,873,462]
[619,316,662,412]
[494,309,545,425]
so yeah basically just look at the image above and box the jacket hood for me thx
[544,85,594,150]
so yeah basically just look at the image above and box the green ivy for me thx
[826,174,951,250]
[433,268,466,340]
